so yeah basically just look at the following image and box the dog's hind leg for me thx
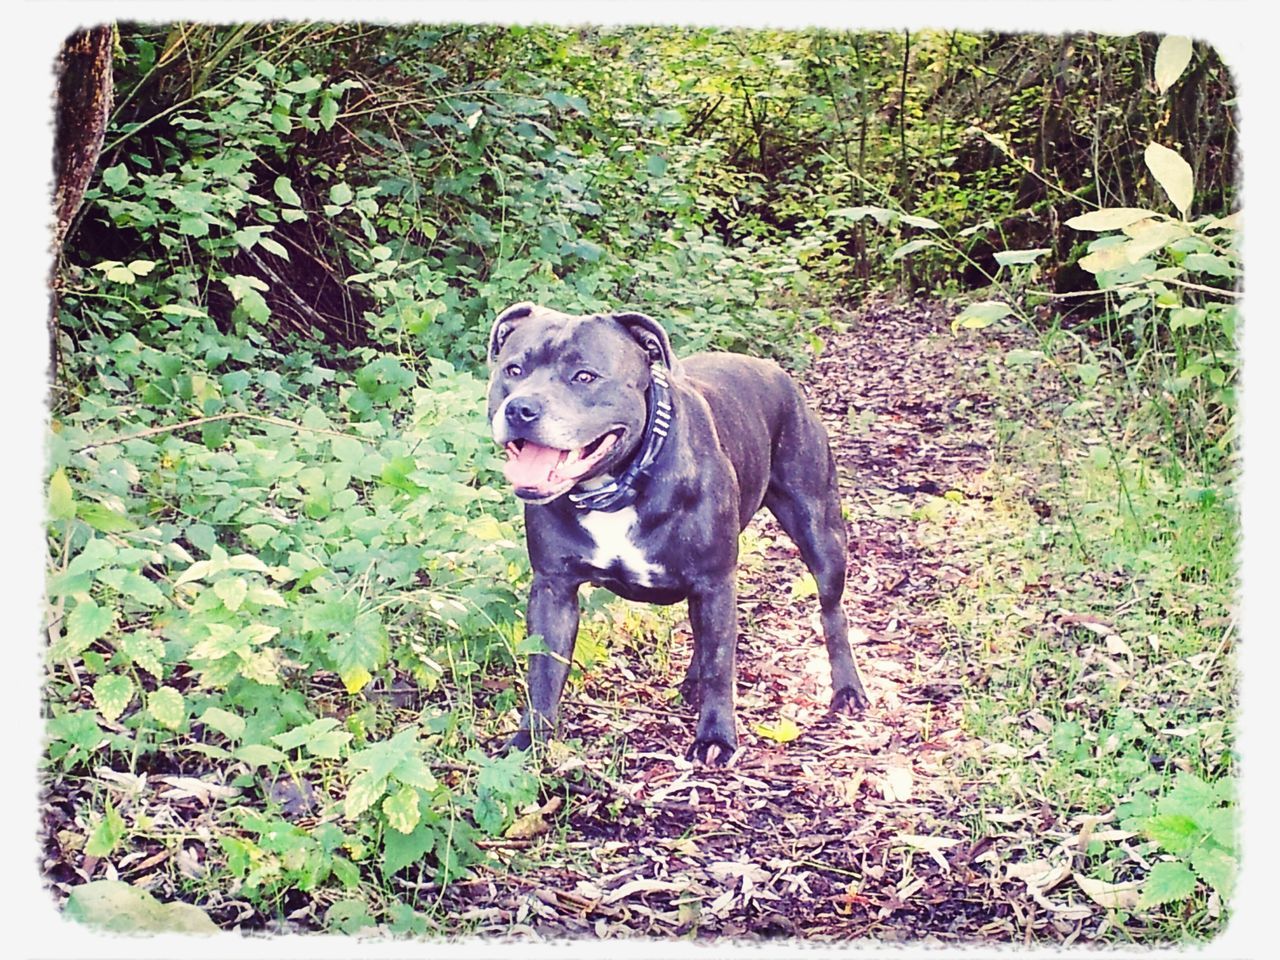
[764,456,870,714]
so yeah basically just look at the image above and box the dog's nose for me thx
[505,397,542,426]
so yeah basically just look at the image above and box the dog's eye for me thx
[504,363,523,378]
[572,370,598,385]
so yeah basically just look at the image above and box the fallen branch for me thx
[73,410,367,453]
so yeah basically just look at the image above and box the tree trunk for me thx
[51,24,115,384]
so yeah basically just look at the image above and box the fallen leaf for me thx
[707,860,770,885]
[602,877,690,904]
[898,834,962,870]
[504,809,551,840]
[1073,872,1141,910]
[753,717,801,743]
[879,764,913,801]
[157,776,239,805]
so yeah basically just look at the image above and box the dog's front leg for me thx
[505,575,581,753]
[685,580,740,764]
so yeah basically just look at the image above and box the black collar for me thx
[567,363,673,512]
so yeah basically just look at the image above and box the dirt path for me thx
[441,301,1026,941]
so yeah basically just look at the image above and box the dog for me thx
[487,303,869,763]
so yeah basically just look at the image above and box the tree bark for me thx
[51,24,115,384]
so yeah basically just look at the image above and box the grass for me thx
[928,347,1238,941]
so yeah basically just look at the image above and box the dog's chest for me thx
[576,507,665,587]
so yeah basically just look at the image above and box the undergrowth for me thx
[932,332,1237,941]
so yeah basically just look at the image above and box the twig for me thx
[73,411,369,453]
[563,695,686,720]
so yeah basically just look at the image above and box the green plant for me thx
[1119,772,1237,908]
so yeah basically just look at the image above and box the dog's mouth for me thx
[503,430,622,500]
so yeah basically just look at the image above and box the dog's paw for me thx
[685,734,737,766]
[830,685,870,715]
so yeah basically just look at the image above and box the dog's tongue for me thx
[503,442,565,490]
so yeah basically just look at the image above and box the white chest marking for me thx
[578,507,664,587]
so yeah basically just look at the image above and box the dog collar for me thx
[568,363,673,512]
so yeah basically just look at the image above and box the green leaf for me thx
[178,215,210,237]
[68,537,117,576]
[1138,859,1198,907]
[76,501,137,533]
[319,95,339,131]
[1183,253,1237,278]
[994,248,1050,267]
[1145,813,1200,856]
[344,770,388,820]
[213,577,248,612]
[60,599,115,656]
[242,524,277,548]
[65,880,219,934]
[101,164,130,191]
[326,900,375,935]
[1160,771,1217,820]
[1145,142,1194,217]
[49,468,75,520]
[84,801,125,857]
[951,300,1012,332]
[1154,36,1194,94]
[92,674,134,723]
[382,785,422,834]
[382,823,437,877]
[1191,842,1236,900]
[273,176,303,207]
[197,706,246,741]
[258,236,290,259]
[391,754,438,791]
[329,181,353,206]
[147,687,186,730]
[118,632,165,678]
[889,238,936,262]
[124,571,166,606]
[283,75,322,94]
[233,743,286,767]
[1065,208,1161,232]
[330,610,389,681]
[307,730,353,760]
[1075,363,1102,387]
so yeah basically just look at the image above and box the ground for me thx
[422,300,1052,941]
[45,300,1227,944]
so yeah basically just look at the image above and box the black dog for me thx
[487,303,869,762]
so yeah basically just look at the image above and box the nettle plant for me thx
[1118,771,1237,910]
[46,348,533,891]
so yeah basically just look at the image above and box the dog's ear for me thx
[612,312,675,369]
[488,302,536,362]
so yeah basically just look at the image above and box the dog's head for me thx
[486,303,674,504]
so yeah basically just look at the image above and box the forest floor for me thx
[44,299,1233,946]
[425,299,1105,944]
